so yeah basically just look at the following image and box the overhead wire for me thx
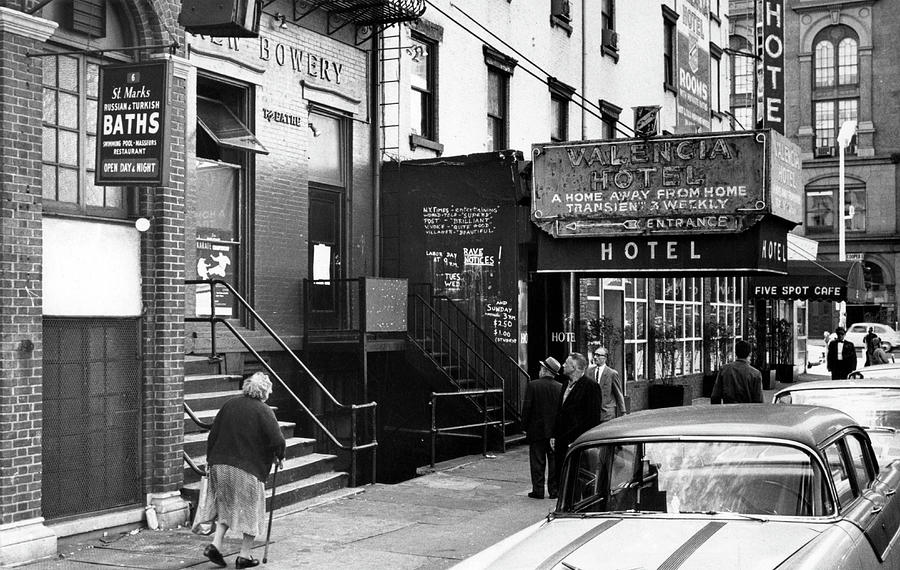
[422,0,637,139]
[446,1,636,137]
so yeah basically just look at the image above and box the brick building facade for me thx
[0,0,382,564]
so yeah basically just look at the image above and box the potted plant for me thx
[701,321,733,397]
[745,310,772,389]
[648,317,691,408]
[774,318,794,383]
[586,315,622,358]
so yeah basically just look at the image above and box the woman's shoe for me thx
[235,556,260,568]
[203,544,227,568]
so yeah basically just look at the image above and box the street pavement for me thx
[22,367,832,570]
[22,445,553,569]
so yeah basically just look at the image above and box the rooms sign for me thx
[531,130,801,237]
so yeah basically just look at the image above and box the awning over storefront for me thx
[750,260,865,302]
[536,216,793,275]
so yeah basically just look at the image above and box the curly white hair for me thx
[242,371,273,401]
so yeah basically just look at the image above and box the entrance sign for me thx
[536,216,791,274]
[95,61,170,186]
[532,130,801,238]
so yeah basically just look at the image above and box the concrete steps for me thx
[181,355,349,515]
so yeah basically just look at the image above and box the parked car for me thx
[849,363,900,379]
[774,379,900,464]
[846,322,900,352]
[452,405,900,570]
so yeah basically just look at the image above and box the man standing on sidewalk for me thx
[522,357,563,499]
[587,347,627,422]
[710,340,763,404]
[827,326,857,380]
[553,353,603,486]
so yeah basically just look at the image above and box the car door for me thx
[832,432,900,565]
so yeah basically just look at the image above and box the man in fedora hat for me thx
[521,356,563,499]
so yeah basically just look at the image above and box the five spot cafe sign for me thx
[95,60,170,186]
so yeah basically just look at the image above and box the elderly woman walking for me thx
[200,372,286,569]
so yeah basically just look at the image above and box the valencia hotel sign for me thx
[532,130,802,274]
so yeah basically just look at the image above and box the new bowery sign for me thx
[531,130,801,238]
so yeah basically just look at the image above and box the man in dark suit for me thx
[522,356,563,499]
[553,352,603,487]
[710,339,763,404]
[587,347,627,422]
[827,326,858,380]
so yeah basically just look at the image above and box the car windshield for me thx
[775,388,900,430]
[565,440,832,517]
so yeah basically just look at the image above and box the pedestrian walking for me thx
[553,352,603,485]
[587,346,627,422]
[521,356,563,499]
[864,327,879,366]
[869,336,891,366]
[196,372,286,569]
[710,339,763,404]
[827,326,858,380]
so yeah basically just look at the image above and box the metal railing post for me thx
[208,280,217,357]
[482,389,488,457]
[350,409,358,487]
[430,394,436,468]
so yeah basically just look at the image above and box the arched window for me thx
[863,262,885,298]
[812,25,859,157]
[39,1,138,218]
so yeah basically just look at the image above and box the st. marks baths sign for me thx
[95,61,170,186]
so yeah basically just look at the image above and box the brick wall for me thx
[183,21,373,336]
[0,19,48,525]
[141,55,188,494]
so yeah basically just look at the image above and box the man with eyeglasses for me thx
[587,347,627,422]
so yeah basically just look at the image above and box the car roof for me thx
[575,404,856,450]
[775,378,900,392]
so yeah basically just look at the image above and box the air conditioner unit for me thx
[552,0,571,21]
[179,0,261,38]
[814,146,835,158]
[602,28,619,50]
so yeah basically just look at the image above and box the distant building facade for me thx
[731,0,900,331]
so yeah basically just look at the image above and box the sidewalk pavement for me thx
[21,445,552,569]
[23,370,831,570]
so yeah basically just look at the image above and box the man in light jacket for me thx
[586,347,627,422]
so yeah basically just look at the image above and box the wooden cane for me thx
[262,460,280,563]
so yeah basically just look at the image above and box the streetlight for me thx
[836,119,857,327]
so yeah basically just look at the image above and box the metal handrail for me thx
[429,388,505,468]
[409,287,529,421]
[408,293,505,390]
[184,402,213,430]
[183,451,207,477]
[185,278,377,485]
[431,292,530,379]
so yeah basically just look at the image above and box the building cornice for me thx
[0,7,57,42]
[792,0,878,14]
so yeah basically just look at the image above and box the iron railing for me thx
[429,388,504,468]
[186,279,377,486]
[409,284,529,422]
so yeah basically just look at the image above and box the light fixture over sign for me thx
[178,0,262,38]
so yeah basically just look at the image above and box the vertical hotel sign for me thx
[95,61,170,186]
[760,0,785,134]
[675,0,711,133]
